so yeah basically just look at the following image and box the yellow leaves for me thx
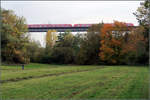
[46,30,58,48]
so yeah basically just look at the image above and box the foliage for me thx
[50,47,74,64]
[1,9,30,64]
[76,23,103,64]
[42,30,77,64]
[99,21,130,64]
[133,0,150,27]
[122,26,148,65]
[45,30,58,48]
[56,30,72,47]
[26,40,45,63]
[133,0,149,64]
[51,31,75,64]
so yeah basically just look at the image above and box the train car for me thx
[28,24,72,28]
[74,24,93,27]
[28,24,42,28]
[52,24,72,27]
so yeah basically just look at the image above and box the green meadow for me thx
[1,63,149,99]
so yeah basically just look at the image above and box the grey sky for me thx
[2,1,143,26]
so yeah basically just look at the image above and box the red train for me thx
[73,23,134,27]
[74,24,93,27]
[28,23,134,28]
[28,24,72,28]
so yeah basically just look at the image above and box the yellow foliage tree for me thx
[45,30,58,48]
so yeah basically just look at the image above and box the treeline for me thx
[29,22,148,65]
[1,0,149,65]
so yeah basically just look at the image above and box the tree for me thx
[56,30,71,47]
[99,21,129,64]
[122,26,147,65]
[43,30,76,64]
[133,0,149,64]
[1,9,30,64]
[51,31,75,64]
[26,40,45,63]
[50,47,74,64]
[133,0,150,27]
[45,30,58,48]
[73,33,83,55]
[76,23,103,64]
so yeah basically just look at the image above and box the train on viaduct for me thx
[28,23,134,32]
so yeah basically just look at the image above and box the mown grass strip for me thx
[1,65,106,81]
[1,67,106,83]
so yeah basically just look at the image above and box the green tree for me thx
[133,0,150,27]
[133,0,149,64]
[26,40,45,63]
[51,30,75,64]
[76,23,103,64]
[56,30,71,47]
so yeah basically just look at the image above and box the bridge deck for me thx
[28,27,89,32]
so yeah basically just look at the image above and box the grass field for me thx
[1,63,149,99]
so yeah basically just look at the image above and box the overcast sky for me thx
[2,1,144,26]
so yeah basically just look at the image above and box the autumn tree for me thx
[122,26,148,65]
[1,9,30,64]
[45,30,58,48]
[99,21,129,64]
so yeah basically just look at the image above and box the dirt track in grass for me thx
[1,67,106,83]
